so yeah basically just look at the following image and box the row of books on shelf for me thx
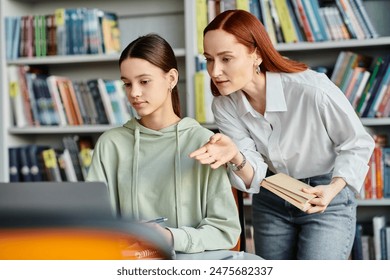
[9,136,93,183]
[331,52,390,118]
[8,65,137,128]
[201,0,379,47]
[352,215,389,260]
[193,49,390,124]
[360,135,390,200]
[5,7,121,60]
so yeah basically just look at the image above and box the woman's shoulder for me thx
[280,69,329,86]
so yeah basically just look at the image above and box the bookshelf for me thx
[0,0,186,181]
[183,0,390,254]
[0,0,390,244]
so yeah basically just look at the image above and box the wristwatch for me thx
[228,152,247,171]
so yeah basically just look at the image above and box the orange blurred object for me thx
[0,228,167,260]
[0,217,172,260]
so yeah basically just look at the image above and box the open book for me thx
[260,173,316,211]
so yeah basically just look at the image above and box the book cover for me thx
[352,0,380,38]
[351,70,370,110]
[25,72,42,126]
[288,0,308,42]
[100,11,121,54]
[86,79,110,124]
[375,84,390,118]
[300,0,324,41]
[320,7,339,41]
[42,148,62,182]
[64,79,84,125]
[308,0,329,41]
[356,56,384,115]
[77,80,100,124]
[260,0,278,44]
[274,0,299,43]
[382,147,390,198]
[10,16,21,60]
[268,0,285,43]
[194,59,215,124]
[361,56,390,117]
[97,79,118,125]
[367,64,390,118]
[331,4,351,40]
[7,65,28,127]
[8,147,20,182]
[46,75,69,126]
[18,146,32,182]
[195,0,208,54]
[56,77,79,125]
[339,0,365,39]
[46,14,57,56]
[260,173,316,211]
[335,0,358,39]
[17,65,34,126]
[373,215,386,260]
[62,136,84,181]
[27,144,50,182]
[348,0,371,39]
[344,66,364,102]
[293,0,315,42]
[380,227,388,260]
[58,149,78,182]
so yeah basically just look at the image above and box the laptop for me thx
[0,181,114,220]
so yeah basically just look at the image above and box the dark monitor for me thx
[0,181,113,219]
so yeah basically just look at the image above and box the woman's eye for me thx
[140,80,150,85]
[123,83,131,88]
[222,57,231,62]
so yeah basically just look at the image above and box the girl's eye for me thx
[123,83,131,88]
[140,80,150,85]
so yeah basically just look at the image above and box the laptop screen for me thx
[0,182,114,219]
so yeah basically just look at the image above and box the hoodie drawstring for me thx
[132,126,140,219]
[174,125,182,226]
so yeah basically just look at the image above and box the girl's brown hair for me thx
[204,9,308,96]
[119,33,181,117]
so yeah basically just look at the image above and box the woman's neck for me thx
[243,72,266,115]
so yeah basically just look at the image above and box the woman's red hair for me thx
[204,9,308,96]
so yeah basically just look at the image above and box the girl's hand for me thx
[302,177,346,214]
[143,222,173,247]
[189,133,239,169]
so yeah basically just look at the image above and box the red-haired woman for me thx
[190,9,374,260]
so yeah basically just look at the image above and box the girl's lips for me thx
[132,101,146,108]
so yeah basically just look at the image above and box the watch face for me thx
[228,153,246,171]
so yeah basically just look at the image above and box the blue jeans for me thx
[252,173,357,260]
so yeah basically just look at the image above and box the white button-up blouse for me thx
[212,69,375,194]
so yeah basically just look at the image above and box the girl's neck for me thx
[139,114,181,131]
